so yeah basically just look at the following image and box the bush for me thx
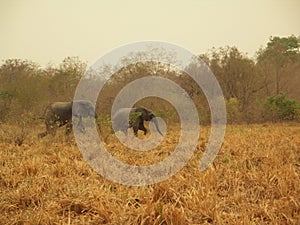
[0,91,13,122]
[264,93,300,121]
[226,98,242,123]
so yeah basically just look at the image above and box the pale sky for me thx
[0,0,299,66]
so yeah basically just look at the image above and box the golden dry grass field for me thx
[0,123,299,224]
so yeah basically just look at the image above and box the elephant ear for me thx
[129,111,142,121]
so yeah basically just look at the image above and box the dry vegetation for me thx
[0,123,299,224]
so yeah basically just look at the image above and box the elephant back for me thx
[72,100,96,117]
[49,102,72,121]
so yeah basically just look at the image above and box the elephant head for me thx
[112,107,163,137]
[38,100,96,138]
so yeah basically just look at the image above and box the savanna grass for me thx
[0,123,299,224]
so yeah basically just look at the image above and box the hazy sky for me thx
[0,0,299,66]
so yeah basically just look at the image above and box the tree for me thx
[0,59,43,119]
[204,47,261,119]
[48,56,86,100]
[256,35,300,95]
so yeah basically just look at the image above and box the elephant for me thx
[38,100,97,138]
[112,107,163,137]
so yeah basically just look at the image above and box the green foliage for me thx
[266,36,299,56]
[264,93,300,121]
[0,91,13,99]
[154,109,177,124]
[258,35,300,62]
[129,112,142,122]
[97,114,112,127]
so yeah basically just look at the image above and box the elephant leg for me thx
[38,121,57,138]
[139,120,147,135]
[131,120,138,136]
[65,122,73,135]
[76,116,86,133]
[121,127,128,135]
[46,121,57,136]
[133,126,139,136]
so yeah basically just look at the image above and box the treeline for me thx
[0,35,299,125]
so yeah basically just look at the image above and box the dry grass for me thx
[0,123,299,224]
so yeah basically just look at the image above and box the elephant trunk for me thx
[151,117,163,136]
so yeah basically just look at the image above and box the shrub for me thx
[0,91,13,122]
[264,92,300,121]
[226,98,242,123]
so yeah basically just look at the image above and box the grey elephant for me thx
[38,100,97,138]
[112,107,163,136]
